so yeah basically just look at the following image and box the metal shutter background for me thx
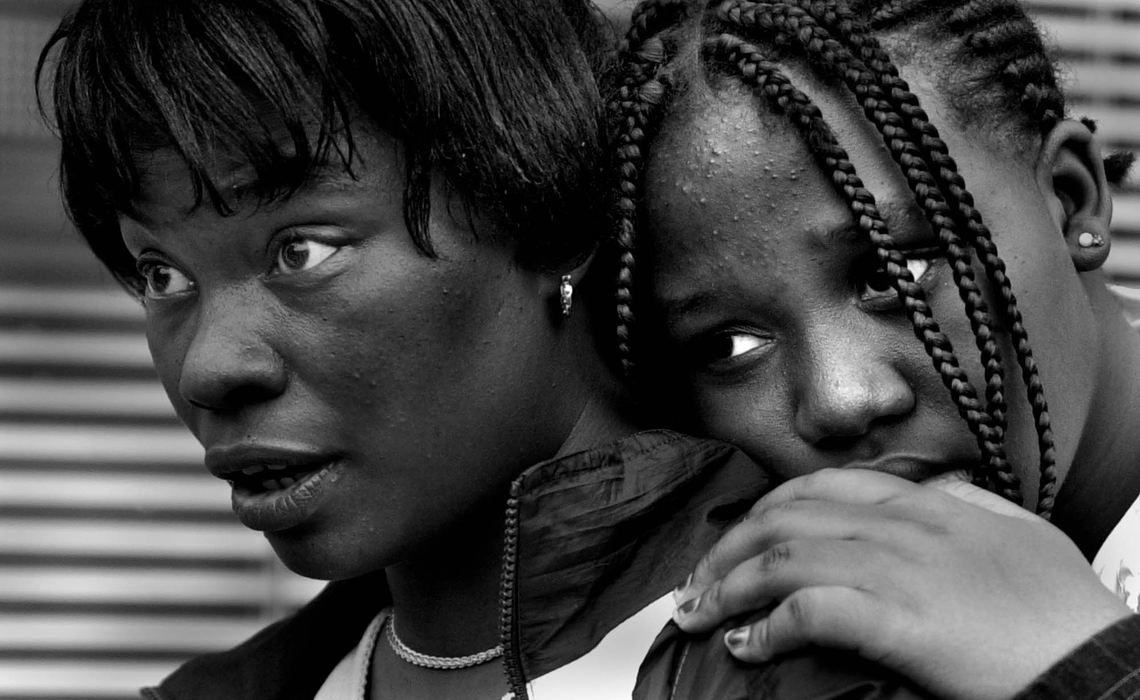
[1028,0,1140,283]
[1,2,1138,699]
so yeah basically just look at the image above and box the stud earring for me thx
[1078,232,1106,248]
[559,274,573,318]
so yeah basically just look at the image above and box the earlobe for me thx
[548,246,598,323]
[1037,120,1113,272]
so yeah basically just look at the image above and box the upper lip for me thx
[205,443,338,481]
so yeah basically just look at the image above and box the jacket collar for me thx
[501,430,769,693]
[147,430,768,699]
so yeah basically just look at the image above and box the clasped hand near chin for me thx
[670,468,1132,700]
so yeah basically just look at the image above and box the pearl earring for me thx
[1078,232,1106,248]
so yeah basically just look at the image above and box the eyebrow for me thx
[658,289,725,322]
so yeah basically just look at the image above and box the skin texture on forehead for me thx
[639,58,1099,499]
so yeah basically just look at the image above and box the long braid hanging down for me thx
[611,0,1068,516]
[705,30,1003,495]
[611,0,694,376]
[845,0,1064,513]
[724,0,1062,509]
[712,0,1017,504]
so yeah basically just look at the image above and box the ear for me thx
[1036,119,1114,272]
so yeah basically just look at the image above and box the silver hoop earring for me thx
[559,274,573,318]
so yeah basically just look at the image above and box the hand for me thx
[671,468,1133,700]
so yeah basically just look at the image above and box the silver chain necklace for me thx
[384,613,504,670]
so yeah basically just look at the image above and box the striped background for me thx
[1,1,1138,698]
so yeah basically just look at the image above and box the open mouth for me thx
[229,463,323,494]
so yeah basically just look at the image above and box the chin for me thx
[266,528,391,582]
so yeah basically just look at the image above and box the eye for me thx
[137,259,195,299]
[858,256,934,303]
[690,331,769,367]
[272,235,340,275]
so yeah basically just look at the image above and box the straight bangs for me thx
[38,0,357,294]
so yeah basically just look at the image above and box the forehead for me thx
[643,80,908,265]
[127,129,403,225]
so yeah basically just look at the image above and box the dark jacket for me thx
[142,431,929,699]
[1012,614,1140,700]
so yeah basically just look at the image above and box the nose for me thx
[792,326,915,447]
[174,291,287,412]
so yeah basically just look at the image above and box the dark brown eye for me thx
[273,236,339,275]
[858,257,933,304]
[137,260,195,298]
[280,240,310,270]
[864,267,894,293]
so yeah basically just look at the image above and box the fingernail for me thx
[724,626,750,650]
[672,573,693,605]
[674,595,700,619]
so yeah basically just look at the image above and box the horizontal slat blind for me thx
[0,282,325,700]
[1027,0,1140,283]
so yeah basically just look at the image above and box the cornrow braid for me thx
[729,0,1056,510]
[711,0,1016,499]
[611,0,694,375]
[860,0,1065,134]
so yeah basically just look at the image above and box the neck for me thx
[383,497,507,657]
[383,307,643,656]
[1054,283,1140,557]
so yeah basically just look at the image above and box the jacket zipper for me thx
[498,477,528,699]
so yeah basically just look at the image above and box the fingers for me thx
[923,475,1041,522]
[721,586,880,663]
[685,468,926,597]
[685,497,884,595]
[675,538,886,633]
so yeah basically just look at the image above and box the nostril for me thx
[178,337,287,413]
[811,434,864,454]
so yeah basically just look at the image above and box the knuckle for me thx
[749,500,793,534]
[783,590,819,634]
[757,541,794,573]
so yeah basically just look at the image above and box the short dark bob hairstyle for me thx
[37,0,613,295]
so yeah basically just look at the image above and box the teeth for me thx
[242,466,263,476]
[267,464,289,472]
[256,476,301,491]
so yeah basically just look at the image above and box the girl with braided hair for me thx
[605,0,1140,696]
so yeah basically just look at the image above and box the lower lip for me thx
[229,462,341,532]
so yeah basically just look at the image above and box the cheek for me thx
[691,380,804,475]
[145,315,194,415]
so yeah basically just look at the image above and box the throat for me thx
[382,503,507,661]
